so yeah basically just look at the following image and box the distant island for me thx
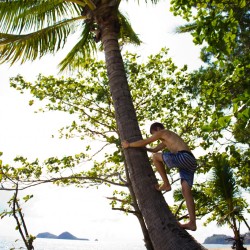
[204,233,250,244]
[36,231,89,241]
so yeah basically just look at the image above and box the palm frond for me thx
[118,11,141,46]
[83,0,96,10]
[213,165,236,200]
[0,0,82,34]
[175,23,197,34]
[65,0,86,7]
[65,0,96,9]
[58,23,97,72]
[0,16,84,64]
[211,154,238,200]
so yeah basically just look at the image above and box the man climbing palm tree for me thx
[122,122,197,231]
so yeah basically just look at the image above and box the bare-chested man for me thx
[121,122,197,231]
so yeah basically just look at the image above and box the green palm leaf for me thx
[0,0,141,69]
[58,23,97,72]
[175,22,197,34]
[206,153,244,228]
[211,154,237,200]
[0,16,83,64]
[118,11,141,45]
[0,0,82,33]
[58,9,143,70]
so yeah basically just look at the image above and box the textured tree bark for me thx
[94,2,207,249]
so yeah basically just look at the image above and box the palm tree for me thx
[0,1,205,249]
[208,154,248,250]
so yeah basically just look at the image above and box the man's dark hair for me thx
[150,122,165,134]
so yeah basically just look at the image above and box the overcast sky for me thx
[0,0,248,245]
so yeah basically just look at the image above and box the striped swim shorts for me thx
[162,150,197,187]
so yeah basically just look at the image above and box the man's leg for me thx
[180,180,197,231]
[152,153,171,192]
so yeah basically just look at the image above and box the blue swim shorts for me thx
[162,150,197,187]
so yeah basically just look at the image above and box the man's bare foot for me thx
[179,221,197,231]
[155,183,171,192]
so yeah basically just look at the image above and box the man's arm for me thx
[146,142,165,153]
[122,131,162,149]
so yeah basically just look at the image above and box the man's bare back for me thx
[156,129,191,153]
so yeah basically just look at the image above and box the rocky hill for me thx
[37,231,89,241]
[204,233,250,244]
[204,234,230,244]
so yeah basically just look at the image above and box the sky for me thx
[0,0,249,245]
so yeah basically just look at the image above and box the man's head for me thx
[150,122,165,134]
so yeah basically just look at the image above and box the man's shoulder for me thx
[162,129,173,135]
[157,129,172,138]
[153,129,175,139]
[162,130,180,139]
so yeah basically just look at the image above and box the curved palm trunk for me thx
[231,218,246,250]
[227,196,246,250]
[94,2,206,249]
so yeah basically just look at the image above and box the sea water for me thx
[0,237,145,250]
[0,236,249,250]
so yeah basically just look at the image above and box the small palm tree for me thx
[208,153,248,250]
[0,1,205,249]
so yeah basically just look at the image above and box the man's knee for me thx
[152,153,163,162]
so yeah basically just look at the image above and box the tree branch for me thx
[1,174,128,191]
[111,207,137,215]
[12,185,30,249]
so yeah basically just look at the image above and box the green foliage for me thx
[173,0,250,188]
[110,190,133,214]
[172,0,250,143]
[170,0,250,59]
[204,154,248,228]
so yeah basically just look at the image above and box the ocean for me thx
[0,237,248,250]
[0,237,144,250]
